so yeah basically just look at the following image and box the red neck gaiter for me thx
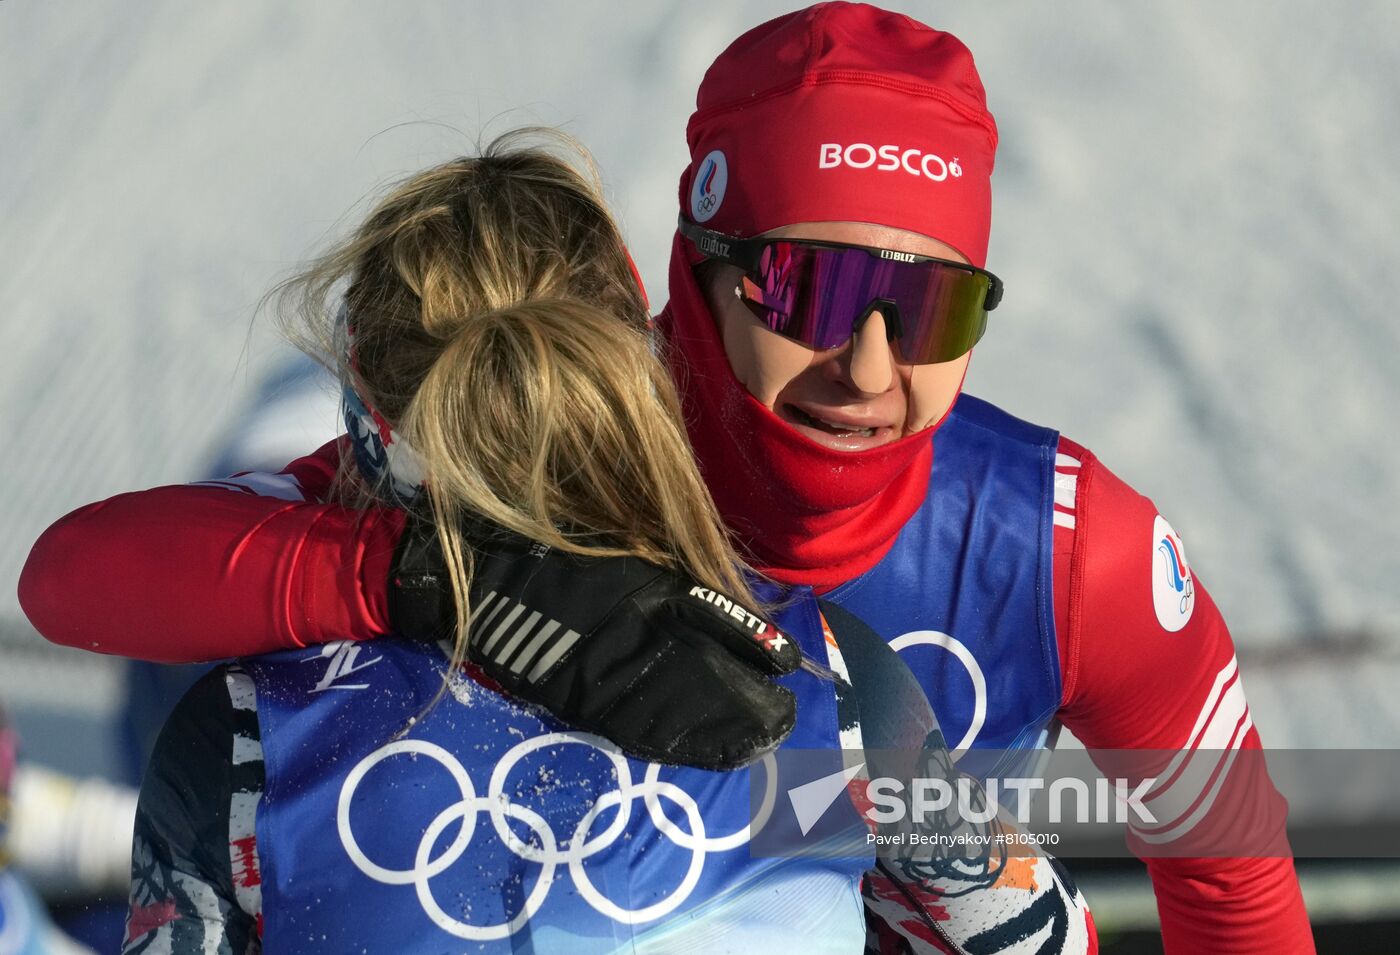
[658,235,933,590]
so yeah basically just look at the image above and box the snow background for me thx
[2,1,1399,748]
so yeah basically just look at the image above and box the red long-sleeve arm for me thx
[1051,438,1313,954]
[18,439,401,662]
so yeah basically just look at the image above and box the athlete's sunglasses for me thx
[680,216,1002,364]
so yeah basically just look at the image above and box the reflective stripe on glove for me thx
[389,513,799,770]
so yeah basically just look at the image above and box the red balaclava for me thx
[657,1,999,590]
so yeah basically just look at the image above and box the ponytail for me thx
[266,129,761,674]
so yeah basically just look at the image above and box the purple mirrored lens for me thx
[738,242,990,363]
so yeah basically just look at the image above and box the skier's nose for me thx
[846,310,896,395]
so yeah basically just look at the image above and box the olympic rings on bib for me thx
[337,731,777,938]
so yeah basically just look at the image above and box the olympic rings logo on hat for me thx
[689,149,728,223]
[337,732,779,940]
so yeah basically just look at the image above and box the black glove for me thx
[389,512,800,769]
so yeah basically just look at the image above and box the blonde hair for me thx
[271,129,758,670]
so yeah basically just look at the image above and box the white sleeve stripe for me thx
[1175,655,1240,759]
[1137,695,1249,825]
[1132,712,1253,844]
[1151,669,1248,798]
[1129,660,1252,839]
[1053,472,1078,509]
[191,471,306,502]
[1142,660,1243,800]
[1054,453,1082,469]
[1052,510,1077,529]
[1192,678,1251,755]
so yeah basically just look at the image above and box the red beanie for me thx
[682,2,998,267]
